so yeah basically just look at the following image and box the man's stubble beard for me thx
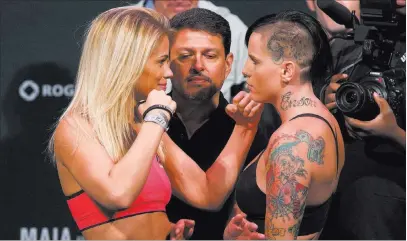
[175,83,218,101]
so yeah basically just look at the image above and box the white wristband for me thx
[144,112,169,131]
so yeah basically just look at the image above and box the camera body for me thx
[331,0,405,122]
[336,69,405,121]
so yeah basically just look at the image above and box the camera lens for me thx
[345,91,358,104]
[336,79,386,121]
[336,82,365,114]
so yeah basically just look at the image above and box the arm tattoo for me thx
[269,224,286,237]
[288,222,302,240]
[266,130,325,239]
[281,92,316,111]
[296,130,325,165]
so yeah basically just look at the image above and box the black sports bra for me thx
[235,113,339,236]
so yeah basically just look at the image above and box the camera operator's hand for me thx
[324,73,348,110]
[345,92,406,149]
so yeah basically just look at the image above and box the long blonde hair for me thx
[49,6,170,163]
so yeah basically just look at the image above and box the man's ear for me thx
[306,0,316,12]
[280,61,296,84]
[225,52,234,77]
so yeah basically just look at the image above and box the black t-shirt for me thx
[166,93,272,240]
[338,137,405,192]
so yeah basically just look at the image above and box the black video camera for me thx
[318,0,406,122]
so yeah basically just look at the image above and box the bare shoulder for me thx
[268,113,338,163]
[268,111,344,180]
[53,113,96,165]
[274,111,341,142]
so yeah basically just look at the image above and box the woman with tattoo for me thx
[49,6,261,240]
[223,11,345,240]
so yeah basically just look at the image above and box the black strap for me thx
[142,104,174,119]
[255,149,266,163]
[289,113,339,175]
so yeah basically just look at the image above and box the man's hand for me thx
[345,92,406,148]
[170,219,195,240]
[223,214,265,240]
[226,91,263,130]
[323,73,347,110]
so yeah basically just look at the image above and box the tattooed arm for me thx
[265,128,325,240]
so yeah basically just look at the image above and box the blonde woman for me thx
[49,6,261,240]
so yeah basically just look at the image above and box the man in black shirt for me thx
[163,8,276,240]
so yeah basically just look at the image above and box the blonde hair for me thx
[49,6,170,163]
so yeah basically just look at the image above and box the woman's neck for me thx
[272,84,321,123]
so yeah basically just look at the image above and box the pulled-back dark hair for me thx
[170,8,231,55]
[245,10,333,86]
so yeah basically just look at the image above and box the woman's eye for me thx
[158,58,168,65]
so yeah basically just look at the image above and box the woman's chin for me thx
[249,92,263,103]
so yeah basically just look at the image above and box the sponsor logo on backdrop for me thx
[20,227,83,240]
[18,79,74,102]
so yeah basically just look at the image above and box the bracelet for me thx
[142,104,174,119]
[144,112,170,131]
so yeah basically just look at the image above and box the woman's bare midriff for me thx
[56,161,172,240]
[82,211,172,240]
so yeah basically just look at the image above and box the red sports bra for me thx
[66,156,171,231]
